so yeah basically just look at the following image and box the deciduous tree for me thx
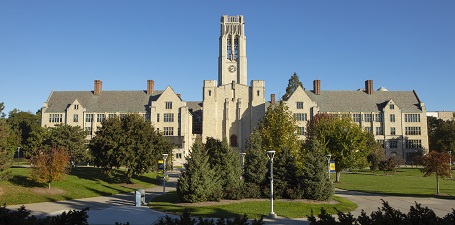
[420,151,451,194]
[427,116,455,153]
[31,147,70,189]
[0,103,17,181]
[305,113,375,182]
[6,109,41,157]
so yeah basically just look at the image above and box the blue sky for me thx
[1,1,454,115]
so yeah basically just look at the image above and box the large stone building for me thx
[41,15,428,165]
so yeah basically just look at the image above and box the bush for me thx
[0,205,89,225]
[308,200,455,225]
[156,209,264,225]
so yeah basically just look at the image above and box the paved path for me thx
[6,172,455,225]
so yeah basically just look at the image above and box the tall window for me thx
[108,114,116,119]
[390,114,396,122]
[405,114,420,122]
[375,113,383,122]
[230,135,238,147]
[85,114,93,122]
[390,104,395,109]
[375,127,384,135]
[164,113,174,122]
[165,101,173,109]
[97,114,105,123]
[405,127,421,135]
[390,127,396,135]
[227,38,232,60]
[234,38,239,60]
[73,114,79,123]
[297,127,305,135]
[157,113,160,122]
[294,113,307,121]
[364,114,372,122]
[389,140,398,148]
[353,114,362,122]
[163,127,174,136]
[84,127,92,135]
[49,114,63,123]
[74,104,79,110]
[365,127,373,134]
[296,102,304,109]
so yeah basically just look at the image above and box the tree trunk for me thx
[436,174,439,194]
[48,182,51,189]
[336,171,341,182]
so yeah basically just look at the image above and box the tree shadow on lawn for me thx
[8,175,46,188]
[335,188,455,200]
[70,167,158,185]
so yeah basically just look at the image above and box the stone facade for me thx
[41,15,429,165]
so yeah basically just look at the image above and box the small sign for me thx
[330,160,336,173]
[158,160,164,171]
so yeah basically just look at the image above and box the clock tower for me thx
[218,15,247,86]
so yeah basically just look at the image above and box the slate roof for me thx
[44,90,164,113]
[186,101,203,111]
[304,90,423,113]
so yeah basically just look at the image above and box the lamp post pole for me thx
[449,151,452,178]
[326,154,331,180]
[17,147,20,166]
[162,153,168,195]
[266,151,276,218]
[240,153,246,174]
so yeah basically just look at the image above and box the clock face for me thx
[228,65,236,73]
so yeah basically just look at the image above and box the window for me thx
[73,114,79,123]
[364,114,372,122]
[390,104,395,110]
[296,102,304,109]
[405,114,420,122]
[163,127,174,136]
[294,113,307,121]
[230,135,238,147]
[365,127,373,134]
[84,127,92,135]
[390,127,396,135]
[377,140,384,148]
[108,114,116,119]
[234,38,239,60]
[97,114,105,123]
[165,101,173,109]
[157,114,160,122]
[297,127,305,135]
[405,140,422,149]
[227,38,232,60]
[120,114,127,120]
[376,127,384,135]
[389,140,398,148]
[74,104,79,110]
[164,113,174,122]
[257,90,260,96]
[405,127,421,135]
[208,90,212,96]
[353,114,362,122]
[175,153,182,159]
[390,114,396,122]
[375,113,383,122]
[85,114,93,122]
[49,114,63,123]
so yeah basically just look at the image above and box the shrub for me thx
[0,205,89,225]
[156,209,264,225]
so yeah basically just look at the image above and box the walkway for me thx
[6,172,455,225]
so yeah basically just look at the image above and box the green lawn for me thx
[149,191,357,219]
[0,167,159,206]
[334,167,455,198]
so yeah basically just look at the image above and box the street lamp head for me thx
[162,154,168,160]
[326,154,331,161]
[266,151,276,160]
[240,152,246,156]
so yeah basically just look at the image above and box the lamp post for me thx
[17,147,21,166]
[326,154,331,180]
[266,150,276,218]
[449,151,452,178]
[162,153,168,195]
[240,152,246,173]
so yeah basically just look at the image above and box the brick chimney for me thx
[147,80,154,95]
[94,80,102,95]
[365,80,373,95]
[271,94,276,104]
[313,80,321,95]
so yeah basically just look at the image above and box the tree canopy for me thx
[6,110,41,155]
[31,147,70,189]
[0,103,18,181]
[421,151,451,194]
[282,72,303,101]
[305,113,375,182]
[427,116,455,153]
[90,114,173,182]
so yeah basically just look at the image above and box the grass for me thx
[149,191,357,219]
[334,167,455,198]
[0,167,159,206]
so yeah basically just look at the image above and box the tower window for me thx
[230,135,238,147]
[257,90,260,96]
[234,38,239,60]
[227,38,232,60]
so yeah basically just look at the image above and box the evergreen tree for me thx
[301,140,333,201]
[46,124,90,164]
[205,138,244,200]
[177,142,222,202]
[282,72,303,101]
[243,130,267,198]
[271,149,301,199]
[0,103,17,181]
